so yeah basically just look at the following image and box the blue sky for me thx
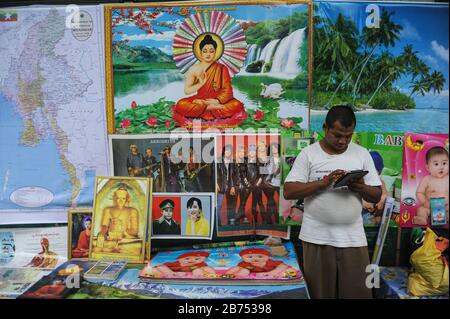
[316,1,449,109]
[112,4,309,55]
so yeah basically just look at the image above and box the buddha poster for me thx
[104,1,312,133]
[90,176,150,263]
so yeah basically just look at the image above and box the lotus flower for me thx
[120,119,131,129]
[165,120,171,129]
[131,100,137,109]
[145,116,158,127]
[253,110,265,121]
[281,118,294,128]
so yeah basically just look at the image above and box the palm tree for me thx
[409,77,430,98]
[366,53,404,106]
[352,9,403,100]
[427,70,445,95]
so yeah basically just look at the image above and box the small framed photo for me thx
[151,193,214,240]
[89,176,151,263]
[68,207,93,260]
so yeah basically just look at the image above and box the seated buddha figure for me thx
[173,34,244,121]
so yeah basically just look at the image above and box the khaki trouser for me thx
[302,241,373,299]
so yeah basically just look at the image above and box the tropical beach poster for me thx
[311,1,449,133]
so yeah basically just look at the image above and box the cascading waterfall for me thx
[244,44,259,67]
[259,39,280,68]
[270,28,305,75]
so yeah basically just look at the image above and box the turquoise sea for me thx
[310,108,449,133]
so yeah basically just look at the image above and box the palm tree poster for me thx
[311,1,448,133]
[104,1,312,133]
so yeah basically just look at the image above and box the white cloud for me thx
[420,54,440,69]
[121,31,175,42]
[401,20,421,41]
[160,45,172,56]
[431,40,449,63]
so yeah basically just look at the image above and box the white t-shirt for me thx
[285,142,381,247]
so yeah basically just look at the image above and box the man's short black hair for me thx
[325,105,356,129]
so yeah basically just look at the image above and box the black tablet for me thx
[333,170,369,188]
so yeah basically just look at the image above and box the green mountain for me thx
[113,43,174,68]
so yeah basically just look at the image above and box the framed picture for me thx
[151,193,214,240]
[109,133,216,194]
[215,133,290,238]
[89,176,151,263]
[68,207,93,260]
[104,0,312,133]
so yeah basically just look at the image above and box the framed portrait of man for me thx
[90,176,151,263]
[68,207,93,260]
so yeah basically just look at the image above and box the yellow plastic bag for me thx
[407,228,449,296]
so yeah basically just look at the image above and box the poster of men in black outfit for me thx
[215,134,289,239]
[109,134,215,194]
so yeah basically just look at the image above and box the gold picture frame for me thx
[104,0,313,133]
[89,176,151,263]
[68,207,93,261]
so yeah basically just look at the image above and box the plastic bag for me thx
[407,228,449,296]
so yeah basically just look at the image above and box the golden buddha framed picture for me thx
[104,0,312,133]
[89,176,151,263]
[68,207,93,260]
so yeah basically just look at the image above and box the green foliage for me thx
[313,8,444,107]
[282,72,308,90]
[370,92,415,110]
[115,98,176,134]
[245,11,309,46]
[263,61,272,73]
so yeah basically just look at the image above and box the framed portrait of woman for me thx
[104,0,312,133]
[89,176,151,263]
[68,207,93,260]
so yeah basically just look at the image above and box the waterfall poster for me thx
[104,1,312,133]
[311,1,449,133]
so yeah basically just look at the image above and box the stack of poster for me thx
[139,241,303,286]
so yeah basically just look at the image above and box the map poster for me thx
[104,0,312,133]
[0,226,67,270]
[0,5,110,224]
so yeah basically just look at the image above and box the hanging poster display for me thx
[104,0,312,133]
[0,5,110,225]
[400,133,448,228]
[215,133,289,239]
[311,1,449,133]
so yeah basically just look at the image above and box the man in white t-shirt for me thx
[284,105,382,299]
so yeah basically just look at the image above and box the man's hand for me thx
[320,170,345,188]
[348,178,366,194]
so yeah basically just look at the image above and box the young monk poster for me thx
[104,1,311,133]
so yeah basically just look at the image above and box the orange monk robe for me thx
[72,230,90,258]
[175,62,244,120]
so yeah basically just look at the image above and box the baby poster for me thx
[400,133,449,228]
